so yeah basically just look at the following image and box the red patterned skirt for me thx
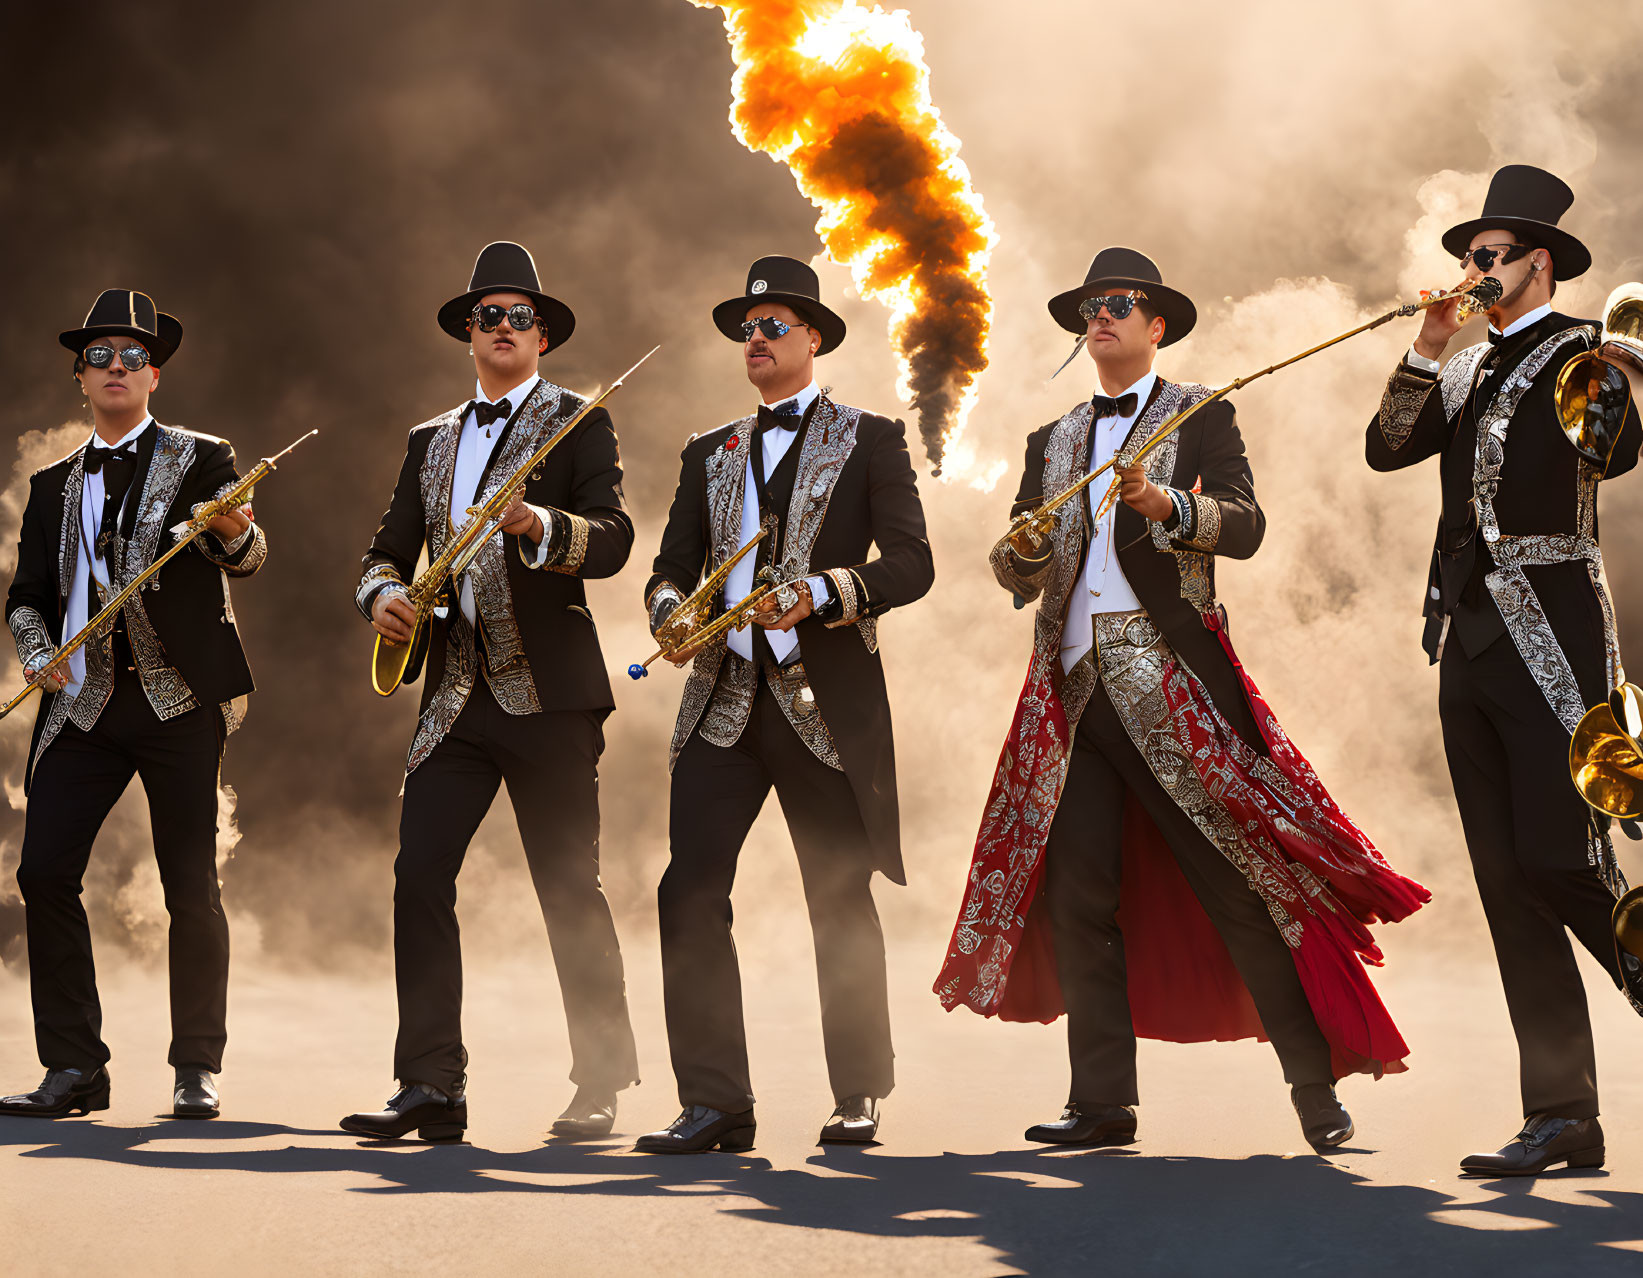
[933,611,1428,1080]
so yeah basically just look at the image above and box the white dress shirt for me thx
[1405,301,1553,374]
[58,418,154,696]
[724,378,833,663]
[450,372,549,627]
[1060,372,1155,674]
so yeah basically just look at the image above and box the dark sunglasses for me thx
[1078,291,1148,323]
[469,303,541,333]
[83,343,151,371]
[1460,243,1530,272]
[740,315,813,342]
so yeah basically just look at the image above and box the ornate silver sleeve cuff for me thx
[532,508,590,575]
[1378,361,1439,451]
[821,567,864,628]
[647,581,686,638]
[8,606,54,672]
[356,562,407,620]
[1169,491,1221,553]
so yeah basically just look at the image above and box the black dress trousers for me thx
[1439,633,1623,1120]
[661,679,894,1112]
[1044,679,1334,1107]
[393,678,638,1096]
[17,668,228,1072]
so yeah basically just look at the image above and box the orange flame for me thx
[692,0,996,478]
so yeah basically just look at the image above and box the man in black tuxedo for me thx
[634,256,933,1153]
[1,289,265,1121]
[1367,165,1643,1176]
[341,242,638,1144]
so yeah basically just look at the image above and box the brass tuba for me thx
[1569,682,1643,964]
[1553,282,1643,473]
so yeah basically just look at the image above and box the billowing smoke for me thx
[0,1,1639,987]
[688,0,996,477]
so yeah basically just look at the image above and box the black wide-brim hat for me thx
[437,241,576,350]
[712,255,846,355]
[58,289,182,366]
[1442,164,1591,281]
[1048,247,1196,348]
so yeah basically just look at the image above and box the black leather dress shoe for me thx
[1460,1115,1605,1177]
[820,1094,879,1144]
[340,1083,467,1142]
[0,1067,111,1118]
[633,1105,755,1154]
[550,1086,617,1141]
[1025,1102,1137,1146]
[1292,1083,1353,1150]
[173,1068,220,1119]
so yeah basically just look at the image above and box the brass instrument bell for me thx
[1569,682,1643,822]
[1554,282,1643,471]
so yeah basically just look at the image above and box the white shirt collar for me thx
[759,378,820,423]
[471,372,540,414]
[86,416,153,452]
[1491,303,1552,341]
[1094,370,1156,419]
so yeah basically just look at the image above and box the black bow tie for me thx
[756,400,802,433]
[1091,392,1138,420]
[84,442,137,475]
[472,398,512,430]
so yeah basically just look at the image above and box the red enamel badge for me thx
[727,434,741,450]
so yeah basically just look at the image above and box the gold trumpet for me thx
[628,529,767,678]
[1002,275,1506,559]
[1553,281,1643,473]
[1569,681,1643,963]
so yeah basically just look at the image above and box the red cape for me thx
[934,615,1429,1079]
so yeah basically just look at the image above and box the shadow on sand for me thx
[4,1119,1641,1274]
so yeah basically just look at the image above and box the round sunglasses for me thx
[469,302,542,333]
[1078,291,1149,323]
[82,343,152,372]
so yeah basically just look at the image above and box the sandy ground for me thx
[1,939,1641,1277]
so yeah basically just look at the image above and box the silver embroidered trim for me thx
[667,414,755,770]
[1440,343,1490,422]
[406,613,477,774]
[822,566,859,627]
[541,510,589,575]
[1093,611,1306,946]
[1378,363,1439,450]
[696,648,758,750]
[8,606,53,671]
[1471,325,1603,734]
[120,429,199,721]
[356,563,406,619]
[766,659,842,770]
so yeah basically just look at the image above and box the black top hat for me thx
[58,289,183,366]
[1048,247,1196,348]
[712,256,847,355]
[437,241,577,350]
[1442,165,1590,281]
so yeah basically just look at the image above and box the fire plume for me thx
[692,0,996,479]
